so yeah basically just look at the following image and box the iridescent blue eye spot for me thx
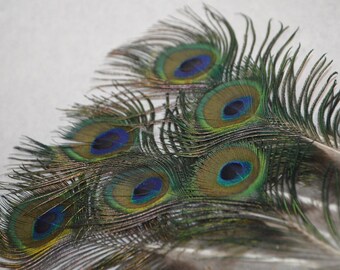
[91,128,129,155]
[131,177,163,204]
[217,161,252,187]
[33,205,65,241]
[174,55,212,78]
[222,96,253,120]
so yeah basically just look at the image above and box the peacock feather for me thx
[1,5,340,270]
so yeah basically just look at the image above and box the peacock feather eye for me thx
[222,96,253,120]
[32,205,65,241]
[90,128,130,155]
[196,81,264,131]
[194,144,267,197]
[131,177,164,204]
[7,197,73,255]
[217,161,252,187]
[155,44,221,83]
[63,119,137,162]
[104,168,172,213]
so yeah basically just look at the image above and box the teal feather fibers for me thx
[1,6,340,270]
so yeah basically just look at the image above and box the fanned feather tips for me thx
[1,6,339,270]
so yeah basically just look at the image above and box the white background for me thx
[0,0,339,178]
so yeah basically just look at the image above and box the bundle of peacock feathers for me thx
[1,5,340,270]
